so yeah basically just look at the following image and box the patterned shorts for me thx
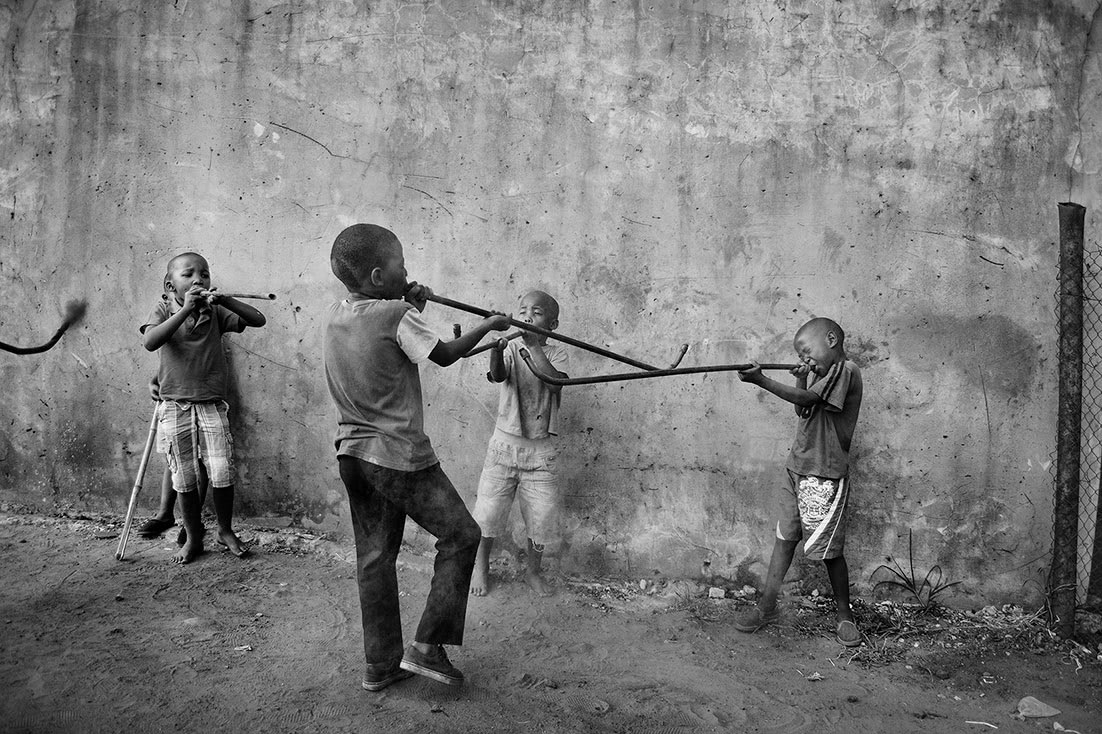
[155,400,235,492]
[775,469,849,560]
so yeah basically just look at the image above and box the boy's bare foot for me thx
[217,529,251,558]
[172,538,202,564]
[525,572,553,597]
[470,565,490,596]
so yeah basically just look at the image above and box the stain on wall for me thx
[1,0,1099,604]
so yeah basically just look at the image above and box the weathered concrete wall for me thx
[2,0,1099,604]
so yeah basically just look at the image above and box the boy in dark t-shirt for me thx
[736,317,864,647]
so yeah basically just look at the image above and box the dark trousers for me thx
[338,456,481,665]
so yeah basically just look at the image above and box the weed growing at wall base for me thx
[872,530,961,612]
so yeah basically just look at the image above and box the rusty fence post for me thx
[1052,201,1086,638]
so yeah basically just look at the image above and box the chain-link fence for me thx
[1052,202,1100,638]
[1078,247,1102,610]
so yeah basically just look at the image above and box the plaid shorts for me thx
[155,400,235,492]
[775,469,850,560]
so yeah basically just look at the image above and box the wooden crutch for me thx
[115,408,159,561]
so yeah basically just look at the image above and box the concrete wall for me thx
[2,0,1099,604]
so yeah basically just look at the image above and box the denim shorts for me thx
[472,436,561,545]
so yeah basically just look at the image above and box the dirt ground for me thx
[2,510,1100,734]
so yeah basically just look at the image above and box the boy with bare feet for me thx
[140,252,266,563]
[135,378,209,544]
[735,318,864,647]
[470,290,569,598]
[323,223,510,691]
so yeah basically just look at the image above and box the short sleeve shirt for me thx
[323,295,442,471]
[786,360,863,479]
[494,340,570,439]
[140,297,244,402]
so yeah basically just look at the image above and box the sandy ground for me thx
[2,510,1100,734]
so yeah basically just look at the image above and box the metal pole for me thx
[425,293,661,371]
[518,348,799,386]
[1052,201,1085,638]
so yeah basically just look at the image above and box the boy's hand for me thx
[484,313,511,332]
[790,363,811,378]
[404,282,432,311]
[181,284,206,312]
[492,337,510,352]
[738,361,763,384]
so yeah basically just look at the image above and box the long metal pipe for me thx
[518,347,798,386]
[426,293,663,371]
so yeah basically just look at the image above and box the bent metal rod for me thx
[518,347,799,387]
[200,291,277,300]
[425,293,677,371]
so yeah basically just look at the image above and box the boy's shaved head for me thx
[523,289,560,322]
[331,224,399,291]
[165,252,206,276]
[796,317,844,344]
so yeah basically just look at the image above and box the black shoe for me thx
[362,661,413,692]
[400,644,464,686]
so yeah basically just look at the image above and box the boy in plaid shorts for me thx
[736,317,864,647]
[141,252,267,564]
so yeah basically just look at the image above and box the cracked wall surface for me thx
[1,0,1100,603]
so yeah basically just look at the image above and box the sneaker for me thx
[835,620,862,647]
[732,606,780,633]
[400,644,464,686]
[361,661,413,692]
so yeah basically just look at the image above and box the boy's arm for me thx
[430,314,511,367]
[208,294,266,327]
[487,339,508,382]
[738,362,821,409]
[401,282,509,367]
[143,287,203,351]
[519,338,567,394]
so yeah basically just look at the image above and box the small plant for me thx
[871,530,961,612]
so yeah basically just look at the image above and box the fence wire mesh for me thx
[1076,249,1102,612]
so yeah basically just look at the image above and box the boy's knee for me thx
[457,515,481,550]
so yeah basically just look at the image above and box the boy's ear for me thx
[825,330,839,348]
[369,267,384,287]
[549,318,559,331]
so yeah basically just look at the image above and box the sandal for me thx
[136,517,175,539]
[836,620,862,647]
[733,606,780,633]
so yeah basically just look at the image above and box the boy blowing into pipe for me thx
[140,252,266,563]
[736,317,864,647]
[470,289,569,598]
[323,223,509,691]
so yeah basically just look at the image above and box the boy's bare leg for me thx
[176,475,208,545]
[212,484,249,557]
[824,555,854,622]
[155,467,176,521]
[524,538,553,597]
[758,538,799,613]
[172,488,204,564]
[138,468,177,538]
[470,537,493,596]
